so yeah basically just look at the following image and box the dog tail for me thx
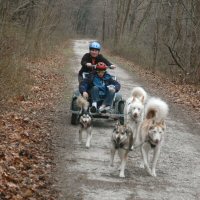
[145,97,169,122]
[131,87,147,103]
[76,95,89,111]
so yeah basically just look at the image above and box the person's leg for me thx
[103,90,115,106]
[78,74,83,83]
[99,90,115,112]
[90,86,100,112]
[91,86,100,103]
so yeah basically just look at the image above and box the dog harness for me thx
[80,121,91,129]
[113,140,127,150]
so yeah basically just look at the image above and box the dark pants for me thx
[78,74,83,84]
[91,86,115,106]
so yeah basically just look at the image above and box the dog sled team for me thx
[75,41,169,178]
[76,86,169,178]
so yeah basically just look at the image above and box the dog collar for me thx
[113,139,131,151]
[146,136,157,148]
[114,142,124,149]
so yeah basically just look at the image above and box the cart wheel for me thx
[71,98,79,125]
[118,101,125,125]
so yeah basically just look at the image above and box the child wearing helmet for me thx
[79,62,120,113]
[78,41,116,83]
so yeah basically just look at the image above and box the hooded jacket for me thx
[79,71,120,96]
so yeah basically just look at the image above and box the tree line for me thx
[69,0,200,84]
[0,0,75,99]
[0,0,199,100]
[102,0,200,84]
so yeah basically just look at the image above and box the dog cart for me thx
[70,72,125,125]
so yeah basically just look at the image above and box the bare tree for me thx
[101,0,200,83]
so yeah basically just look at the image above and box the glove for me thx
[109,65,116,69]
[107,85,115,93]
[83,92,89,99]
[86,63,92,67]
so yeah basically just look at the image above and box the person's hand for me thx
[109,65,116,69]
[107,85,115,93]
[86,63,92,67]
[83,92,89,99]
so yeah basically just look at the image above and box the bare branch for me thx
[165,44,187,74]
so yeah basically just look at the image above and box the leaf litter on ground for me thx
[0,48,66,200]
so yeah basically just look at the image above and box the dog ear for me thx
[140,96,145,104]
[148,120,155,130]
[115,120,120,128]
[124,123,129,132]
[160,120,165,126]
[124,123,130,130]
[131,97,135,102]
[125,125,131,134]
[124,123,127,129]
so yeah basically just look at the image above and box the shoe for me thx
[99,105,111,112]
[104,106,111,111]
[92,102,97,108]
[98,105,106,112]
[90,106,97,113]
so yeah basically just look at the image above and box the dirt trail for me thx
[53,40,200,200]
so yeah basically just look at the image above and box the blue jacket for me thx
[79,71,121,96]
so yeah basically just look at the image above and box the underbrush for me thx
[104,40,200,84]
[0,29,68,106]
[0,43,68,199]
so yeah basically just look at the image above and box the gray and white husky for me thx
[136,97,169,177]
[110,122,133,178]
[77,96,92,148]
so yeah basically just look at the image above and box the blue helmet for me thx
[89,41,101,51]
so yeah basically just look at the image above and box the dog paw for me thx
[139,162,145,168]
[152,173,157,177]
[147,171,153,176]
[119,173,125,178]
[151,170,157,177]
[85,144,90,148]
[129,145,134,151]
[145,167,153,176]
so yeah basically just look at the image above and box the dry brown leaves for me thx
[136,68,200,111]
[0,51,66,199]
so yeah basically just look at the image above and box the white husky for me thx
[124,87,148,143]
[136,97,169,177]
[76,96,92,148]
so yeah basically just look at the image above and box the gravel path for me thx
[53,40,200,200]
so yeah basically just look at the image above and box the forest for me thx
[0,0,199,100]
[0,1,200,199]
